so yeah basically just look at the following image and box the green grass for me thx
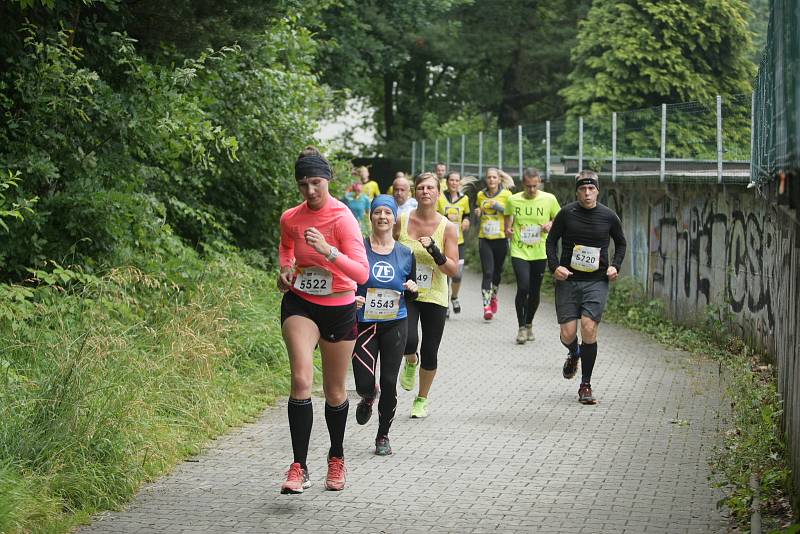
[0,249,290,534]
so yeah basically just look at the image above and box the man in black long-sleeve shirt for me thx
[545,171,627,404]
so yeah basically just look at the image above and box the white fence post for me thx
[660,103,666,183]
[717,95,723,184]
[446,137,451,170]
[478,131,484,178]
[546,121,551,180]
[460,134,466,176]
[411,141,416,176]
[518,125,523,179]
[578,117,584,173]
[421,140,426,172]
[612,112,617,183]
[498,129,503,170]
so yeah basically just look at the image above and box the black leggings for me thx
[352,319,407,437]
[404,300,447,371]
[479,238,508,290]
[512,258,547,327]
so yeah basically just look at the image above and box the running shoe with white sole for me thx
[399,357,418,391]
[451,297,461,314]
[280,462,311,494]
[516,326,527,344]
[411,396,428,418]
[325,456,346,491]
[525,324,535,341]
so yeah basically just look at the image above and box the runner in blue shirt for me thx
[352,195,418,455]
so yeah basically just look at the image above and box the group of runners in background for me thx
[277,147,627,494]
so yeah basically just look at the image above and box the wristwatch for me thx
[325,246,340,262]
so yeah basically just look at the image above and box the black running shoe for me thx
[562,354,579,379]
[355,397,374,425]
[451,297,461,314]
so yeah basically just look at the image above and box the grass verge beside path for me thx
[604,278,794,532]
[0,250,289,534]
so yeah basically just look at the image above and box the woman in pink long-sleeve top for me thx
[277,146,369,494]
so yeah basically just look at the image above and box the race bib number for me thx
[570,245,601,272]
[520,224,542,245]
[363,288,401,320]
[444,207,461,223]
[416,264,434,289]
[293,266,333,295]
[482,219,501,237]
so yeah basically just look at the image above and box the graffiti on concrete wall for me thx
[649,195,793,349]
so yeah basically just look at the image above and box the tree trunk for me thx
[498,47,522,128]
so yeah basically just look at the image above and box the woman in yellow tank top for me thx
[396,172,459,419]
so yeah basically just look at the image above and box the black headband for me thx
[295,155,332,181]
[576,177,598,190]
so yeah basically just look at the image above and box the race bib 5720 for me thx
[570,245,601,272]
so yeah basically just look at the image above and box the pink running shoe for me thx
[325,456,346,491]
[490,295,499,314]
[280,462,311,494]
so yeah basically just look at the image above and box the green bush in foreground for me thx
[0,249,289,534]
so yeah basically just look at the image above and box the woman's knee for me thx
[420,350,438,371]
[290,374,313,397]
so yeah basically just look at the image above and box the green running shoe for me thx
[399,357,418,391]
[410,396,428,418]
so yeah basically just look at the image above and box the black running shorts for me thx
[554,279,609,324]
[280,290,358,342]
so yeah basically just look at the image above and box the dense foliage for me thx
[0,1,327,281]
[561,0,755,116]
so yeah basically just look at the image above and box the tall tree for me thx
[316,0,467,155]
[452,0,591,128]
[561,0,755,116]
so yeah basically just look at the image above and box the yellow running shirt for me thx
[476,188,512,239]
[506,190,560,260]
[437,191,470,245]
[361,180,380,201]
[398,213,449,307]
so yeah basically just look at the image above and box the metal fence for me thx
[751,0,800,186]
[410,94,752,185]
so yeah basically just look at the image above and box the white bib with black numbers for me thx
[482,219,501,237]
[520,224,542,245]
[293,266,333,295]
[363,288,401,321]
[570,245,601,272]
[416,263,433,289]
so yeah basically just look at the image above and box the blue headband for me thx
[370,194,398,219]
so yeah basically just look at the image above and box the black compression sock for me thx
[561,336,579,356]
[580,342,598,383]
[325,399,349,459]
[287,397,313,469]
